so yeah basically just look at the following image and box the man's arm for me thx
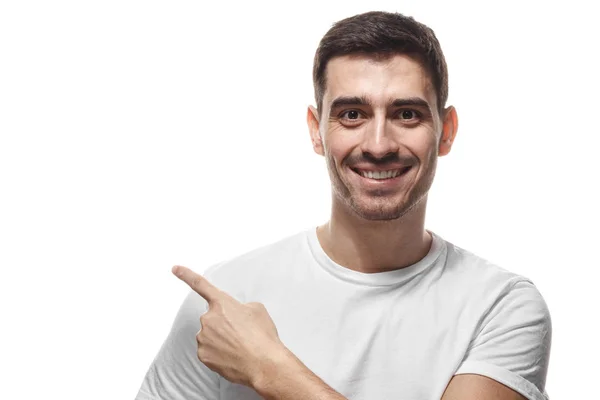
[252,345,347,400]
[254,349,531,400]
[447,280,551,400]
[172,266,546,400]
[172,265,347,399]
[442,374,527,400]
[252,346,535,400]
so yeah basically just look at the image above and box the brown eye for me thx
[399,110,417,120]
[342,110,360,120]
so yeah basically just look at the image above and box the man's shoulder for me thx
[441,237,528,286]
[200,228,312,300]
[440,239,552,397]
[437,235,545,314]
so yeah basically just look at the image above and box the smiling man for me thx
[136,11,551,400]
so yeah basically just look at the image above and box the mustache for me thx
[345,153,417,167]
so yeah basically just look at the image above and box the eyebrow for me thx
[329,96,433,115]
[329,96,370,111]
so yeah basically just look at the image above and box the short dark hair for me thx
[313,11,448,115]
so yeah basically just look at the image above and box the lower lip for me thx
[351,167,412,188]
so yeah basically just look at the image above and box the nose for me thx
[359,117,399,160]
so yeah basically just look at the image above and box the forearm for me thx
[252,346,347,400]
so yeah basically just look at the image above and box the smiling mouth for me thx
[351,166,411,180]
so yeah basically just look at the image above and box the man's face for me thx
[308,54,456,221]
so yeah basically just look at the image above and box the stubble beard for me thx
[326,153,438,222]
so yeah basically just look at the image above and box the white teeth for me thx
[358,169,404,180]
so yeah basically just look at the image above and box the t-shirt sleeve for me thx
[135,289,221,400]
[455,279,552,400]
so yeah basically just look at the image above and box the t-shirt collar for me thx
[306,227,446,287]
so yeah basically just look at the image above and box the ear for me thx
[307,105,324,156]
[438,106,458,157]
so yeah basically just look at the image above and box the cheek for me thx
[324,135,358,166]
[404,131,439,159]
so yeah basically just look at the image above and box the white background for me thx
[1,1,598,398]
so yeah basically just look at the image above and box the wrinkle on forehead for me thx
[323,53,438,114]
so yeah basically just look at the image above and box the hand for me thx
[172,265,286,388]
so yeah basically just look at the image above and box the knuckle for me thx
[192,277,203,290]
[197,343,209,363]
[248,302,265,310]
[199,313,209,327]
[211,299,225,312]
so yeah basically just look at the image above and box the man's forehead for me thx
[323,54,437,109]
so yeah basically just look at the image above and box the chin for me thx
[346,188,429,221]
[354,209,404,221]
[347,198,412,221]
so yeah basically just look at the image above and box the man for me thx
[136,11,551,400]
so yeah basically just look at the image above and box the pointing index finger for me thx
[172,265,220,303]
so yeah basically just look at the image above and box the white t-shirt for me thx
[136,228,551,400]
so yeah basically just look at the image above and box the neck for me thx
[316,196,432,274]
